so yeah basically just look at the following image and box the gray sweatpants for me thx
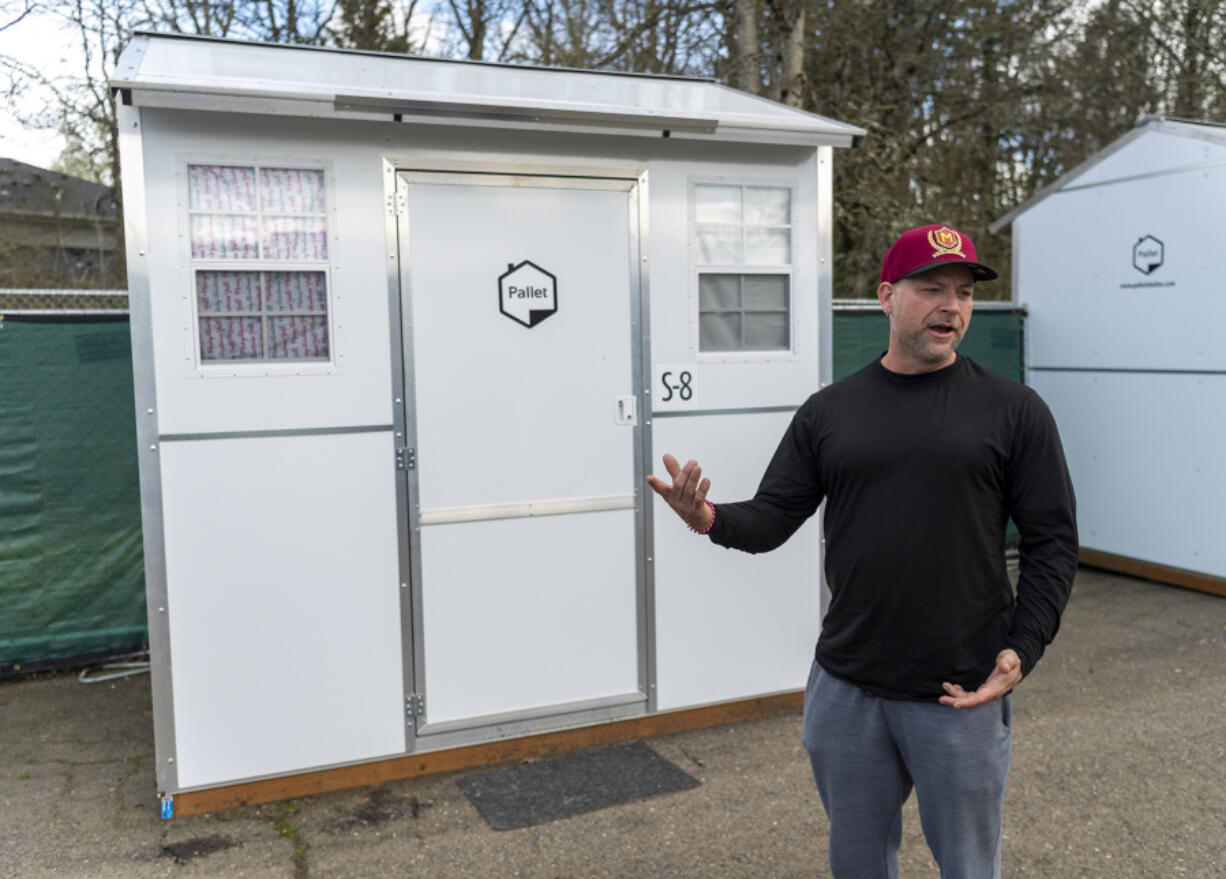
[801,661,1012,879]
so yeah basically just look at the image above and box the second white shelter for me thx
[992,117,1226,595]
[112,32,865,812]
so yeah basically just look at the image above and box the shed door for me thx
[396,171,647,738]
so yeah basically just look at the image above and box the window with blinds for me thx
[693,184,792,353]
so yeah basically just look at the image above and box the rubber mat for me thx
[456,741,700,830]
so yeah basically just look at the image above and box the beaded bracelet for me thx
[689,499,716,535]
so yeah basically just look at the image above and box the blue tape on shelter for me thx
[0,318,147,670]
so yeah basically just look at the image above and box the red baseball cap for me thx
[880,224,998,284]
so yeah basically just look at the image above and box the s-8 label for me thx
[660,370,693,402]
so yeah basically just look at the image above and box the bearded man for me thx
[647,224,1079,879]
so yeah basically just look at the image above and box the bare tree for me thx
[729,0,759,93]
[1119,0,1226,120]
[3,0,1224,306]
[517,0,599,67]
[136,0,336,41]
[764,0,801,106]
[0,0,36,31]
[330,0,434,52]
[0,0,340,293]
[438,0,538,62]
[446,0,495,58]
[137,0,240,35]
[3,0,342,195]
[245,0,336,43]
[514,0,719,73]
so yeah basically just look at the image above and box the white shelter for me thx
[112,32,865,815]
[992,117,1226,597]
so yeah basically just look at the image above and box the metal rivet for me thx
[150,445,157,452]
[147,408,154,414]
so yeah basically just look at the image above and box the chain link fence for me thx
[0,288,128,315]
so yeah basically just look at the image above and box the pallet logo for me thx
[499,260,558,328]
[1132,234,1164,275]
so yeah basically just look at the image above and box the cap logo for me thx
[928,226,966,258]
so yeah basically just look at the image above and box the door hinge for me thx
[406,693,424,718]
[396,447,416,470]
[387,190,407,217]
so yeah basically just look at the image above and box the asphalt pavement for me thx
[2,565,1224,878]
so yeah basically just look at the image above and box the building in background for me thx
[992,116,1226,598]
[0,159,121,289]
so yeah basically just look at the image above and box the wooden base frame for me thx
[169,691,803,818]
[1080,548,1226,598]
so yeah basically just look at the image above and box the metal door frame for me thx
[382,159,655,753]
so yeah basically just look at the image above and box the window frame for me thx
[696,272,793,353]
[178,158,340,377]
[688,178,798,363]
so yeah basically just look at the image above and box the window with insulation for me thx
[187,164,331,363]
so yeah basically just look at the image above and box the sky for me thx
[0,8,79,169]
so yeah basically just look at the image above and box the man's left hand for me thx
[939,649,1022,709]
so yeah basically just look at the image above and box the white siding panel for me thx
[1067,130,1226,188]
[141,110,394,435]
[1031,371,1226,579]
[161,431,405,788]
[419,511,640,725]
[652,411,822,710]
[1019,161,1226,371]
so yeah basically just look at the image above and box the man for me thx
[646,224,1078,879]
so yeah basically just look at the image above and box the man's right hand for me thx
[645,453,714,532]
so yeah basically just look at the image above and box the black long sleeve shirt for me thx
[707,355,1078,700]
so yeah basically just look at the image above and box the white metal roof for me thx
[990,117,1226,233]
[111,32,865,148]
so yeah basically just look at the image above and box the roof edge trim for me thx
[991,115,1226,232]
[708,82,867,139]
[989,121,1158,233]
[128,29,717,85]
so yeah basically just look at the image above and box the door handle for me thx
[615,395,637,425]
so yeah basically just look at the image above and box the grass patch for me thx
[271,800,310,878]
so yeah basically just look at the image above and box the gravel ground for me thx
[1,565,1223,878]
